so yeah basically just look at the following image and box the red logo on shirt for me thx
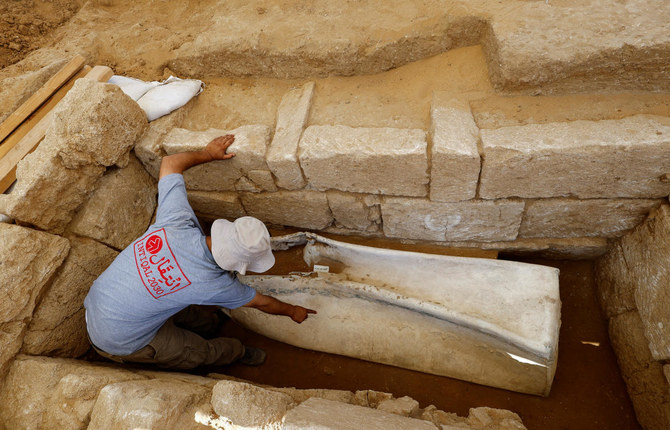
[146,235,163,254]
[134,228,191,299]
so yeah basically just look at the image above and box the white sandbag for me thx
[137,76,203,121]
[107,75,159,101]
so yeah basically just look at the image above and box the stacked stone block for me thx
[134,85,670,257]
[0,355,527,429]
[595,205,670,430]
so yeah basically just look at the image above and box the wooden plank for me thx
[0,66,92,161]
[0,65,113,194]
[0,55,86,144]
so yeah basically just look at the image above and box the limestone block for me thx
[0,224,69,377]
[377,396,420,417]
[162,125,271,191]
[467,407,526,430]
[0,146,105,233]
[429,96,480,202]
[0,224,70,324]
[48,78,148,169]
[283,397,438,430]
[274,387,355,405]
[67,154,157,250]
[21,236,118,357]
[483,0,670,92]
[609,312,670,430]
[235,170,278,193]
[267,82,314,190]
[0,355,145,430]
[618,205,670,360]
[241,190,333,229]
[211,380,295,427]
[187,190,246,221]
[479,115,670,199]
[299,125,429,196]
[381,197,523,242]
[421,405,468,428]
[519,198,662,239]
[353,390,393,408]
[594,241,637,319]
[135,100,193,178]
[88,379,211,430]
[327,191,381,232]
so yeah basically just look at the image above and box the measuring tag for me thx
[313,265,330,273]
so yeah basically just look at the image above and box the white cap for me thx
[211,217,275,275]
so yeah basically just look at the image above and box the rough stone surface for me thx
[0,79,148,233]
[267,82,314,190]
[48,79,148,169]
[519,198,662,239]
[429,95,480,202]
[467,407,526,430]
[327,191,381,232]
[619,205,670,360]
[241,190,333,229]
[376,396,420,417]
[0,147,105,233]
[0,224,69,378]
[594,241,637,319]
[479,115,670,199]
[21,235,118,357]
[299,125,429,196]
[0,355,145,430]
[283,397,438,430]
[67,154,156,250]
[274,387,355,406]
[609,312,670,430]
[381,197,523,242]
[162,125,271,191]
[88,379,211,430]
[421,405,468,428]
[211,380,295,427]
[353,390,394,408]
[187,190,246,221]
[135,99,194,178]
[483,0,670,92]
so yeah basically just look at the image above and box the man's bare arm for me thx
[244,292,317,323]
[159,135,236,179]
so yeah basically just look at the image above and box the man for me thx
[84,134,316,369]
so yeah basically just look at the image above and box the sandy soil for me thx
[0,0,83,69]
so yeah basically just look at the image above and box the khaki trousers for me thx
[92,305,244,370]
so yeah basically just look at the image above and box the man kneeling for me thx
[84,135,315,369]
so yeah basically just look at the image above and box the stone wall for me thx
[136,83,670,258]
[0,355,527,430]
[0,79,154,379]
[595,204,670,430]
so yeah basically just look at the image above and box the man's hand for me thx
[290,305,317,323]
[159,134,236,179]
[244,292,317,324]
[205,135,236,161]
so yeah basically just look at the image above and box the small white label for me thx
[313,265,330,273]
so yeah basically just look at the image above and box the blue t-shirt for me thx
[84,174,256,355]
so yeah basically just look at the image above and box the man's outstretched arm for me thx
[244,292,317,323]
[159,135,236,179]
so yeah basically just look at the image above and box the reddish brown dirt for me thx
[199,244,639,430]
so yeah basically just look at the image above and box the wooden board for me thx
[0,65,114,194]
[0,55,86,144]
